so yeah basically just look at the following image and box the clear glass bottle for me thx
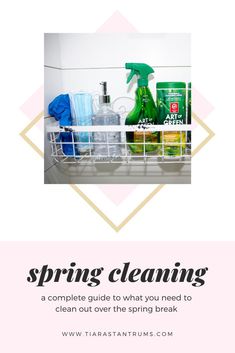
[92,82,121,158]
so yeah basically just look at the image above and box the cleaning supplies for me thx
[48,94,75,156]
[156,82,186,157]
[92,82,121,158]
[69,92,94,153]
[125,63,158,154]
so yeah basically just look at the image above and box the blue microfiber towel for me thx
[48,94,72,126]
[48,94,78,156]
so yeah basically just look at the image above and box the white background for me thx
[0,0,235,240]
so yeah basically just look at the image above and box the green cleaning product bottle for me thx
[156,82,186,158]
[125,63,158,154]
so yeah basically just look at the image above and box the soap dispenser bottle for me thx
[92,82,121,158]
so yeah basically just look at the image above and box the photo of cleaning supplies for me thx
[125,63,158,154]
[45,33,191,184]
[92,82,121,158]
[156,82,186,158]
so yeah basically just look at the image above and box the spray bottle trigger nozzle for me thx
[127,70,136,84]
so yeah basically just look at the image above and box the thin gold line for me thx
[70,185,119,231]
[116,184,165,231]
[193,112,214,135]
[192,112,215,156]
[21,134,44,158]
[20,111,44,158]
[20,109,215,232]
[71,184,165,232]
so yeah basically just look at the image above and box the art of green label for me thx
[156,82,186,157]
[125,86,158,154]
[157,89,186,125]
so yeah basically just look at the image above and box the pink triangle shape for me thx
[98,185,136,206]
[192,87,214,120]
[97,10,137,33]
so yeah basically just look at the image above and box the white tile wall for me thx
[46,33,191,68]
[44,33,191,113]
[44,33,61,68]
[44,67,63,112]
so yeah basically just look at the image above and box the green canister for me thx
[156,82,186,157]
[187,82,191,144]
[187,82,191,124]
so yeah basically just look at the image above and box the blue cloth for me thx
[48,94,78,156]
[48,94,72,126]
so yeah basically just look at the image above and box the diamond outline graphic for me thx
[21,15,215,232]
[20,111,44,158]
[191,113,215,157]
[19,111,215,232]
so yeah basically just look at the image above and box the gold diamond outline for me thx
[20,111,44,158]
[191,112,215,156]
[70,184,165,232]
[20,111,214,232]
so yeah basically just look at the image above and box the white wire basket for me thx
[46,122,191,165]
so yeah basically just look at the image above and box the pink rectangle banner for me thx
[0,242,234,352]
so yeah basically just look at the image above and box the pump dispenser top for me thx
[125,63,154,87]
[99,81,110,104]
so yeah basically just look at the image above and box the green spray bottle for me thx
[125,63,158,154]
